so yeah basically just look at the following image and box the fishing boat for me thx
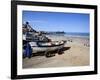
[30,40,66,52]
[23,40,66,57]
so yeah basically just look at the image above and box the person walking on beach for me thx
[23,43,32,58]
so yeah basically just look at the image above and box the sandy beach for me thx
[23,35,90,68]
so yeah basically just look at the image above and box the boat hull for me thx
[31,44,64,53]
[29,41,66,53]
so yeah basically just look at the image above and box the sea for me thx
[65,32,90,38]
[46,32,90,38]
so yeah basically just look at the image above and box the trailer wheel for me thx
[45,52,51,57]
[58,50,64,55]
[45,52,55,57]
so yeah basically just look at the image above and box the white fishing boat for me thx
[29,40,66,53]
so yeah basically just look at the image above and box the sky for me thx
[22,11,90,33]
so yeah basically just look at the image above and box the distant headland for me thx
[39,31,65,35]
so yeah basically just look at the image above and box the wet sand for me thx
[23,35,90,68]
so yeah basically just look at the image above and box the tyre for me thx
[45,52,51,57]
[45,52,55,57]
[58,50,64,55]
